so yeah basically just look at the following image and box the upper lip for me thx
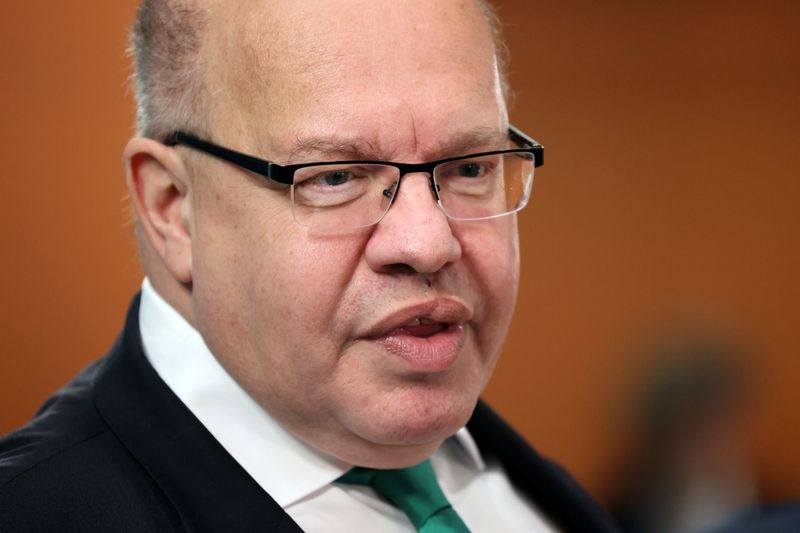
[361,298,472,339]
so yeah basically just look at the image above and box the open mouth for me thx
[360,298,471,371]
[397,318,450,338]
[368,321,466,372]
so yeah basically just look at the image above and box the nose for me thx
[364,173,462,274]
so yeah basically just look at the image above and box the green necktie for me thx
[337,460,471,532]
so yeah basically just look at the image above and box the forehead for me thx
[204,0,504,158]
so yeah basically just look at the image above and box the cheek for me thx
[457,217,520,351]
[231,227,367,375]
[193,180,357,324]
[237,234,369,413]
[265,228,369,319]
[466,215,518,283]
[190,188,370,405]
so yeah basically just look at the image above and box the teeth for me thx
[404,317,436,327]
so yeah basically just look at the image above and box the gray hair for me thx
[128,0,508,139]
[477,0,511,102]
[129,0,209,139]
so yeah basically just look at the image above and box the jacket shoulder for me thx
[0,358,107,486]
[0,356,180,531]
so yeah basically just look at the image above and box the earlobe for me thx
[124,137,193,284]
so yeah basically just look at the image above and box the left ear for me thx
[124,136,194,284]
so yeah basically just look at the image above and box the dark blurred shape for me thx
[708,502,800,533]
[610,328,758,533]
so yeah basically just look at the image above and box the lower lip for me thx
[372,324,466,372]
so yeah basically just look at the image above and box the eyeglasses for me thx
[163,125,543,231]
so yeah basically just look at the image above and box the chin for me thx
[356,384,478,448]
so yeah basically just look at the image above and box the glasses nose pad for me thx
[382,180,399,199]
[430,177,441,201]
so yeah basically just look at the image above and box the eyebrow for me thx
[286,126,510,163]
[436,127,511,159]
[287,137,379,162]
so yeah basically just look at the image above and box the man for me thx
[0,0,619,531]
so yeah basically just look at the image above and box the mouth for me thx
[395,317,450,338]
[361,299,471,372]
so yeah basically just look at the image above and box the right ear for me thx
[124,137,193,284]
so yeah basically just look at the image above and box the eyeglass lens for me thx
[290,151,535,230]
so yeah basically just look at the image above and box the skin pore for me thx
[125,0,520,469]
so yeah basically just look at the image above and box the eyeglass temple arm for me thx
[163,131,294,184]
[508,124,544,168]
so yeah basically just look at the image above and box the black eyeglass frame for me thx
[162,125,544,191]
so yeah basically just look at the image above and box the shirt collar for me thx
[138,278,484,507]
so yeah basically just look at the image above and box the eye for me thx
[457,162,486,178]
[312,170,354,187]
[438,158,496,181]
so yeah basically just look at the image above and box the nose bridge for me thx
[389,170,439,215]
[365,168,461,274]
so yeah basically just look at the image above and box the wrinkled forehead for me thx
[207,0,495,72]
[202,0,502,154]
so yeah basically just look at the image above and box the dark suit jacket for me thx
[0,294,620,532]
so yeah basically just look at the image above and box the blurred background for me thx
[1,1,798,530]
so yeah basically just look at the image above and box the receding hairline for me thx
[129,0,509,138]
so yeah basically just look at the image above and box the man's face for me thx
[186,0,519,466]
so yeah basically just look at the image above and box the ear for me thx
[124,137,193,284]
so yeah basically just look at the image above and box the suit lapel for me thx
[94,294,303,533]
[467,400,620,533]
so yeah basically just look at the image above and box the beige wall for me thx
[1,1,798,503]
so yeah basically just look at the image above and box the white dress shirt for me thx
[139,278,556,532]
